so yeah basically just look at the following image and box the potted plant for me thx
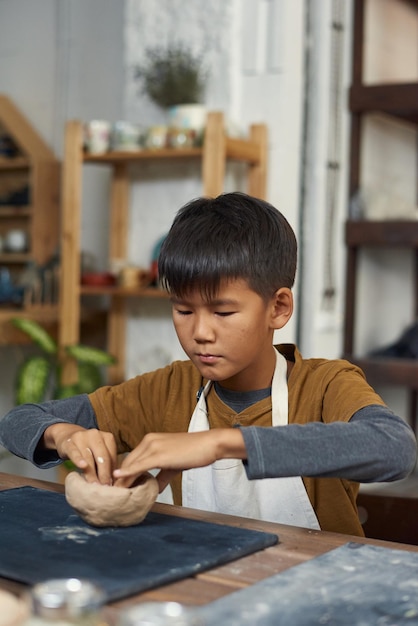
[12,317,116,404]
[135,43,208,143]
[3,318,116,474]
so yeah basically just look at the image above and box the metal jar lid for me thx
[30,578,105,620]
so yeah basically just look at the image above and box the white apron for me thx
[182,349,320,529]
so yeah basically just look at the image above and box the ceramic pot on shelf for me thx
[166,104,207,146]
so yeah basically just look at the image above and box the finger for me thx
[88,438,117,485]
[113,456,151,488]
[62,437,89,470]
[113,466,142,488]
[77,444,103,481]
[64,435,113,484]
[80,447,101,483]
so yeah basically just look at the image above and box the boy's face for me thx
[170,278,291,391]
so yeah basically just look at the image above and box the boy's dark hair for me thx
[158,192,297,300]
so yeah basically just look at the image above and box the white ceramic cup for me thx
[84,120,111,154]
[5,229,27,252]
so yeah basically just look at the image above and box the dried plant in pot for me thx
[135,43,209,143]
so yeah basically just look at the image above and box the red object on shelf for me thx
[81,272,116,287]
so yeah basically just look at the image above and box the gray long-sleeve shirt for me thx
[0,393,416,483]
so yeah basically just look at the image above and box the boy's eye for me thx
[216,311,235,317]
[176,309,192,316]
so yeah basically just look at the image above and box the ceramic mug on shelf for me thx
[111,121,145,151]
[167,127,196,149]
[145,125,168,150]
[84,120,111,154]
[4,228,28,252]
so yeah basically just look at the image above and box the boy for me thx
[0,192,416,536]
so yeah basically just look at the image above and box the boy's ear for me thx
[270,288,293,329]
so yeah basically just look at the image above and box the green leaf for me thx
[66,344,116,366]
[76,362,103,394]
[54,384,81,399]
[63,460,77,471]
[12,318,57,355]
[15,356,51,404]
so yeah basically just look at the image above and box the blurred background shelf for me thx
[0,94,60,338]
[343,356,418,390]
[343,0,418,433]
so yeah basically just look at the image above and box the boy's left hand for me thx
[113,429,246,492]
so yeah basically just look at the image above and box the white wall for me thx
[236,0,305,344]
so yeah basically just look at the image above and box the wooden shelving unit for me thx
[343,0,418,430]
[59,111,268,384]
[0,94,60,343]
[344,220,418,391]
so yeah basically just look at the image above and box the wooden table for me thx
[2,471,418,621]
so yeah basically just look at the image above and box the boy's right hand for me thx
[43,424,118,485]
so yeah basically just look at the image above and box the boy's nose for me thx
[193,314,215,342]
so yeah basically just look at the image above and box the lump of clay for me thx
[65,471,159,527]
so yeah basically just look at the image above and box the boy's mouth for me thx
[196,353,220,364]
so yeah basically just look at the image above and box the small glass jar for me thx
[25,578,105,626]
[117,601,204,626]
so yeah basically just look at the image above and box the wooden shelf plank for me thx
[0,206,32,217]
[0,156,29,170]
[80,285,169,298]
[345,220,418,247]
[344,355,418,390]
[349,83,418,124]
[225,137,262,163]
[82,138,264,166]
[83,147,203,164]
[0,252,32,263]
